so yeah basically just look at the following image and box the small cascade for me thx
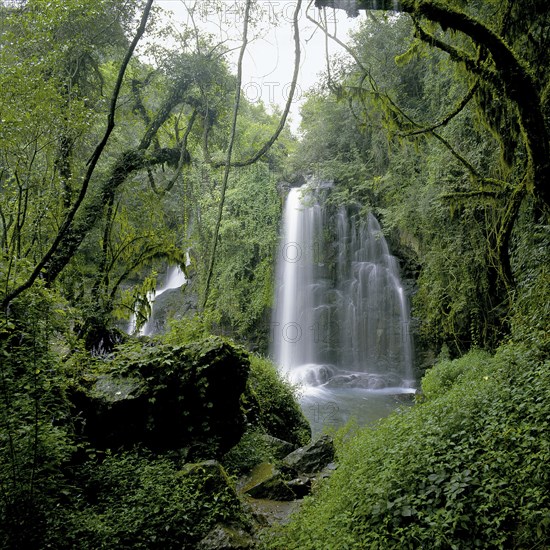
[128,264,187,336]
[271,183,414,392]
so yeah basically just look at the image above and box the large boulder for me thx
[70,337,250,458]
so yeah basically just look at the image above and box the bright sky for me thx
[156,1,362,133]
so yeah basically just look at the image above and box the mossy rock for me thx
[70,337,250,458]
[242,463,295,501]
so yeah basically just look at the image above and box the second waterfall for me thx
[271,183,415,391]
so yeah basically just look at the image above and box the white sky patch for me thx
[155,1,362,133]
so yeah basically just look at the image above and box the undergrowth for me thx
[47,451,249,549]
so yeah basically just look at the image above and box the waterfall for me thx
[271,186,328,374]
[336,209,414,383]
[271,183,414,390]
[127,263,187,336]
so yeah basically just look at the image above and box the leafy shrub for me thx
[163,314,209,345]
[246,355,310,447]
[46,451,250,549]
[420,348,492,400]
[222,428,277,475]
[267,343,550,549]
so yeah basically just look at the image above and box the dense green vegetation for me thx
[293,7,549,358]
[0,0,293,348]
[40,452,250,549]
[0,322,307,548]
[0,1,299,546]
[268,343,550,549]
[1,0,549,548]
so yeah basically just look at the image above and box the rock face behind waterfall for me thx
[70,337,250,458]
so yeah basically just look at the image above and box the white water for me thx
[127,264,187,336]
[336,209,414,384]
[272,186,329,371]
[271,183,415,431]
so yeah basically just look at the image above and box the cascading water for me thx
[335,209,414,385]
[271,182,415,433]
[271,185,330,376]
[127,264,187,336]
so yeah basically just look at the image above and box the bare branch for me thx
[210,0,303,168]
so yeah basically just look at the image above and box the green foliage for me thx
[268,343,550,549]
[0,285,75,549]
[46,452,249,549]
[508,203,550,352]
[295,11,534,353]
[246,355,310,447]
[420,348,491,400]
[192,162,282,346]
[1,0,292,351]
[162,314,210,345]
[0,322,312,548]
[222,428,277,475]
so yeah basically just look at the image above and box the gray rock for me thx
[323,372,404,389]
[282,435,335,474]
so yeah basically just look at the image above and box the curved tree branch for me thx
[1,0,155,311]
[315,0,550,207]
[382,89,509,189]
[210,0,302,168]
[42,147,181,285]
[161,109,197,195]
[400,81,479,137]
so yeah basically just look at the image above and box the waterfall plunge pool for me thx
[284,362,416,437]
[299,385,416,438]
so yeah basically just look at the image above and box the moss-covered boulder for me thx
[70,337,250,457]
